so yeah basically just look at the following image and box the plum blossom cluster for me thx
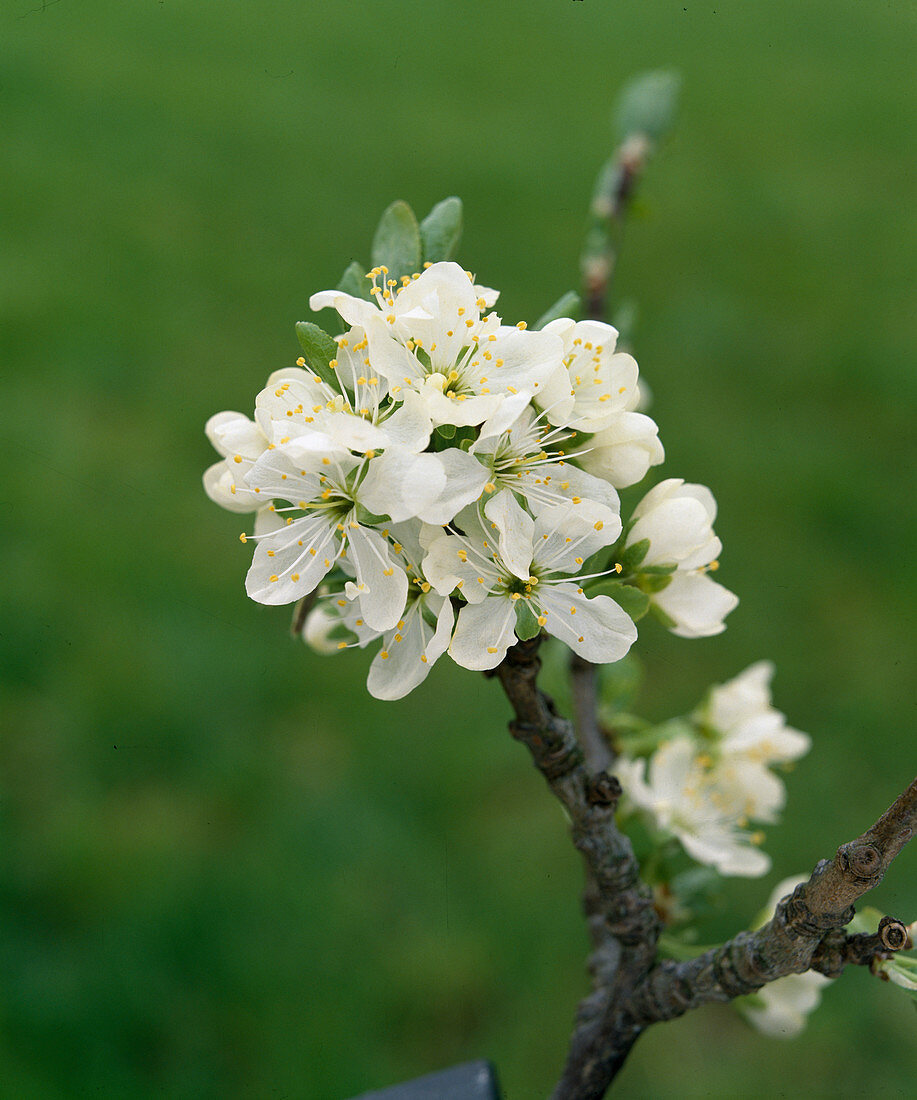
[204,260,737,699]
[615,662,811,877]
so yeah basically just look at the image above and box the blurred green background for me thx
[2,1,915,1096]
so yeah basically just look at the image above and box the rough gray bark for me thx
[493,636,916,1099]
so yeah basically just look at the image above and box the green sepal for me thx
[514,599,542,641]
[534,290,581,329]
[295,322,340,389]
[419,196,463,264]
[337,260,372,300]
[649,602,677,630]
[354,505,387,527]
[585,579,650,622]
[434,423,457,442]
[371,200,422,282]
[619,538,650,572]
[639,572,673,595]
[614,69,681,144]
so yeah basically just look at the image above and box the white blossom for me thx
[616,735,771,877]
[423,491,636,670]
[535,318,641,433]
[311,262,565,434]
[580,410,664,489]
[626,478,738,638]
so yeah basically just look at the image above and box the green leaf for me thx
[585,579,650,621]
[534,290,581,329]
[337,260,371,300]
[371,200,422,282]
[514,599,542,641]
[295,322,339,390]
[639,572,673,595]
[419,196,463,264]
[615,69,681,144]
[619,538,650,573]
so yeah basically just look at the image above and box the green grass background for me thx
[2,1,915,1096]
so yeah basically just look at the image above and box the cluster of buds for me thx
[204,259,738,699]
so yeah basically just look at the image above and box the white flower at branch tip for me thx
[535,318,642,433]
[627,478,721,569]
[310,262,565,433]
[626,478,738,638]
[240,442,408,630]
[423,490,636,670]
[470,405,623,517]
[703,661,812,766]
[202,410,270,513]
[302,521,454,699]
[579,410,665,489]
[615,735,772,877]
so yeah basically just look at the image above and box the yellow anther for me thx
[267,550,275,557]
[594,521,604,531]
[309,548,317,556]
[465,318,474,328]
[239,532,247,543]
[380,650,390,659]
[486,646,498,654]
[457,549,468,562]
[537,615,547,626]
[528,576,538,585]
[599,393,611,402]
[484,482,496,493]
[233,454,243,464]
[322,458,330,465]
[337,641,348,650]
[510,593,521,601]
[570,607,577,614]
[516,321,527,330]
[420,582,430,593]
[269,574,279,583]
[423,261,432,268]
[457,307,465,316]
[383,568,394,577]
[560,481,570,490]
[291,573,300,582]
[575,556,583,565]
[392,542,403,554]
[420,654,428,663]
[364,450,375,459]
[495,358,504,367]
[571,496,582,504]
[709,560,720,571]
[337,599,347,607]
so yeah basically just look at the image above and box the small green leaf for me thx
[620,538,650,572]
[615,69,681,144]
[434,423,457,442]
[371,200,422,282]
[514,599,542,641]
[419,196,463,264]
[295,321,339,389]
[337,260,371,300]
[585,579,650,621]
[534,290,581,329]
[639,572,673,595]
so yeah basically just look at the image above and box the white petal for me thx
[415,448,490,525]
[345,525,408,631]
[449,597,517,671]
[654,573,739,638]
[537,584,637,664]
[366,596,454,700]
[358,448,447,523]
[245,514,339,604]
[483,489,534,580]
